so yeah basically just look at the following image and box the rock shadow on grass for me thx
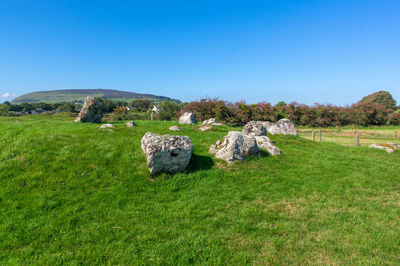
[186,153,214,173]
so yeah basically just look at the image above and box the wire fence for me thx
[297,128,400,147]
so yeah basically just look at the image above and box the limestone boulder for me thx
[74,96,102,123]
[242,121,267,137]
[255,136,282,156]
[141,132,193,175]
[209,131,260,164]
[179,112,196,125]
[265,119,297,135]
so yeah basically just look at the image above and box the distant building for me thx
[152,105,159,113]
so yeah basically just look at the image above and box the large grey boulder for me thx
[209,131,260,164]
[141,132,193,175]
[179,112,196,124]
[265,119,297,135]
[255,136,282,156]
[369,143,400,153]
[242,121,267,137]
[74,96,102,123]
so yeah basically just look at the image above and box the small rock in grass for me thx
[202,118,223,126]
[126,121,137,127]
[202,118,218,125]
[369,143,400,153]
[169,126,181,131]
[100,123,114,129]
[197,125,212,132]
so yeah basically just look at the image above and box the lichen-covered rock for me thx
[242,121,267,137]
[265,119,297,135]
[197,125,212,132]
[100,123,114,129]
[169,126,181,131]
[369,143,400,153]
[179,112,196,124]
[141,132,193,175]
[74,96,102,123]
[255,136,281,156]
[126,121,137,127]
[209,131,260,164]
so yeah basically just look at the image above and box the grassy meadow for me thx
[1,114,400,264]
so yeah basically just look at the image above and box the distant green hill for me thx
[11,89,180,104]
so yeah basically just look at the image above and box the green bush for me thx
[388,113,400,125]
[0,104,10,116]
[158,100,179,120]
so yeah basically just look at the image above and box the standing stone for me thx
[74,96,102,123]
[242,121,267,137]
[141,132,193,175]
[209,131,260,164]
[255,136,282,155]
[264,119,297,135]
[179,112,196,125]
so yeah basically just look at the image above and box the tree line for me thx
[1,91,399,126]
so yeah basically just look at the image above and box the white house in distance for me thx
[152,105,159,113]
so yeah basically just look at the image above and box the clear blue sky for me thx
[1,0,399,105]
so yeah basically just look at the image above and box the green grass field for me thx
[1,115,400,264]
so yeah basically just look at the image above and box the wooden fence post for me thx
[312,130,315,141]
[151,112,154,121]
[356,132,360,147]
[319,130,322,142]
